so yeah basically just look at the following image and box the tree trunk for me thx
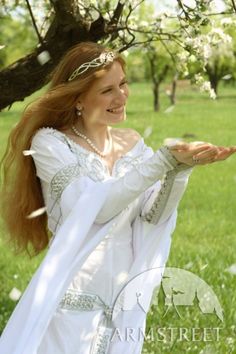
[0,1,125,111]
[209,75,219,95]
[170,74,178,105]
[0,25,86,110]
[206,63,219,96]
[153,82,160,111]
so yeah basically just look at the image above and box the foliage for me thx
[0,0,236,108]
[0,14,36,67]
[0,82,236,354]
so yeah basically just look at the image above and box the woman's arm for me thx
[140,143,236,225]
[31,130,181,224]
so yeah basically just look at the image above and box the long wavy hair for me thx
[0,41,125,257]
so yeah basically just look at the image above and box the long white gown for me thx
[0,127,192,354]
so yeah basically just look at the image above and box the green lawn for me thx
[0,82,236,353]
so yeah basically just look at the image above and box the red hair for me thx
[0,42,125,256]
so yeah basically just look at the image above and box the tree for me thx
[187,26,236,96]
[205,19,236,94]
[145,43,170,111]
[1,0,236,111]
[0,0,130,110]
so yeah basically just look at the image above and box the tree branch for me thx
[0,1,123,110]
[109,0,125,26]
[176,0,191,20]
[49,0,76,25]
[25,0,44,46]
[231,0,236,13]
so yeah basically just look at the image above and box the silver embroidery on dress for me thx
[42,128,146,237]
[51,164,83,199]
[59,289,114,354]
[141,163,190,224]
[141,169,177,224]
[59,289,98,311]
[38,128,188,232]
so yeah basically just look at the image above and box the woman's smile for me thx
[107,106,125,114]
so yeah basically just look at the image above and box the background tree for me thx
[145,43,171,112]
[1,0,236,111]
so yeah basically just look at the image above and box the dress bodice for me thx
[33,127,152,236]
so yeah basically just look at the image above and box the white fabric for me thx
[0,128,192,354]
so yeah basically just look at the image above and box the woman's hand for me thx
[169,142,219,166]
[169,142,236,166]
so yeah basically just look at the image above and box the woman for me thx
[0,42,235,354]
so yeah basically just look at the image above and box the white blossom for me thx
[122,50,129,57]
[222,74,232,80]
[37,51,51,65]
[189,54,197,63]
[26,206,47,219]
[210,28,232,44]
[220,18,233,27]
[195,73,204,85]
[143,126,153,138]
[199,81,216,100]
[226,264,236,275]
[23,149,36,156]
[140,21,148,27]
[164,105,175,114]
[9,287,22,301]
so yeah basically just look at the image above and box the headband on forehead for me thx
[68,51,116,82]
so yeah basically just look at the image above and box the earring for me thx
[76,108,82,117]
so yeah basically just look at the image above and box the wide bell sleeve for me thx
[140,146,193,226]
[31,130,182,226]
[94,146,180,224]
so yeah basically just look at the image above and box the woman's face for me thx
[77,61,129,126]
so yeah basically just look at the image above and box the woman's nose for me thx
[115,87,128,103]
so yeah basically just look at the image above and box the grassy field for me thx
[0,82,236,353]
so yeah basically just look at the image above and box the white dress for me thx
[0,127,193,354]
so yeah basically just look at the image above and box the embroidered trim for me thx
[141,163,190,225]
[159,145,180,168]
[50,163,83,199]
[59,290,114,353]
[92,326,113,354]
[59,289,98,311]
[141,169,177,224]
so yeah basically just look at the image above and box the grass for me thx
[0,82,236,353]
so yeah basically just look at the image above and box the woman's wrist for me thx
[160,145,188,168]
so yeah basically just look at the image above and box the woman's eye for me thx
[102,88,112,94]
[101,81,128,94]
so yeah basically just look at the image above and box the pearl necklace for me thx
[71,125,112,158]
